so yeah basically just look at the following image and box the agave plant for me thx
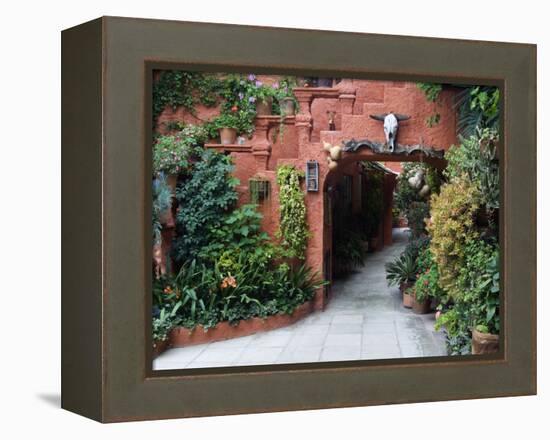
[385,252,418,287]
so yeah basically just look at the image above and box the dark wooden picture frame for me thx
[62,16,536,423]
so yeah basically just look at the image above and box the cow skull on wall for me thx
[369,112,410,152]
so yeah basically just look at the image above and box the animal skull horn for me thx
[369,112,410,152]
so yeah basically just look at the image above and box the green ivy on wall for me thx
[276,165,310,259]
[152,71,222,124]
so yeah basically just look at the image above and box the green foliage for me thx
[152,71,222,124]
[155,260,326,332]
[385,252,418,287]
[276,165,310,259]
[198,204,274,265]
[333,226,367,275]
[210,112,240,130]
[435,305,472,355]
[434,240,499,354]
[417,83,443,102]
[417,83,443,128]
[153,125,208,175]
[457,239,500,334]
[407,201,430,239]
[445,128,499,210]
[414,247,445,303]
[152,174,172,245]
[153,301,181,341]
[427,176,480,300]
[362,167,384,239]
[173,148,239,264]
[455,85,500,138]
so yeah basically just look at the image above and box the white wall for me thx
[0,1,545,438]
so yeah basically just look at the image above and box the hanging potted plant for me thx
[213,113,240,145]
[385,252,418,308]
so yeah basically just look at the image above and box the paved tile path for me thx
[154,228,447,370]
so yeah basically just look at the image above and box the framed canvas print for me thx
[61,16,536,422]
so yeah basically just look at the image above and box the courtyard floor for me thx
[154,228,447,370]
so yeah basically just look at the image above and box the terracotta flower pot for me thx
[152,338,170,359]
[472,329,500,355]
[400,282,413,308]
[280,97,295,116]
[411,296,431,314]
[219,127,237,145]
[255,97,273,116]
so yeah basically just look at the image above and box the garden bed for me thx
[154,299,315,358]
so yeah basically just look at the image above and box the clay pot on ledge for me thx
[472,328,500,355]
[255,97,273,116]
[279,97,296,116]
[219,127,237,145]
[400,282,414,308]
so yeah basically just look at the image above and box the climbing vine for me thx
[276,165,310,259]
[152,71,222,124]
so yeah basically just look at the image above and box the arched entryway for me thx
[319,149,446,304]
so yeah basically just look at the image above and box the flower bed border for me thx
[154,299,316,358]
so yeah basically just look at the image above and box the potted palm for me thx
[385,252,418,308]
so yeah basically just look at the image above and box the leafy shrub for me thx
[455,86,500,138]
[199,204,275,267]
[153,125,208,175]
[457,239,500,334]
[414,247,445,303]
[445,128,499,210]
[276,165,310,259]
[407,201,430,239]
[427,176,480,300]
[333,228,366,276]
[435,305,472,355]
[173,148,239,264]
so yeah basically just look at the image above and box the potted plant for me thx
[253,83,275,115]
[472,325,499,354]
[212,113,240,144]
[410,286,431,314]
[274,77,298,117]
[385,252,417,308]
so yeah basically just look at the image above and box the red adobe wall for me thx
[156,76,459,310]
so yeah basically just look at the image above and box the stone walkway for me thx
[154,228,447,370]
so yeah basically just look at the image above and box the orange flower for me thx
[163,286,173,294]
[231,105,238,112]
[220,275,237,289]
